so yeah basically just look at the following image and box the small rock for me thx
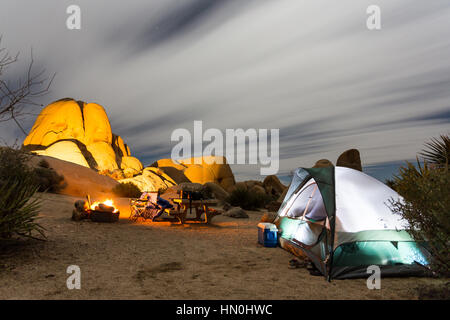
[72,209,85,221]
[74,200,88,211]
[224,207,249,219]
[222,202,232,211]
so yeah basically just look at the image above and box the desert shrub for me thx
[0,146,33,183]
[0,148,66,194]
[112,182,141,198]
[389,160,450,276]
[226,186,274,210]
[32,165,66,193]
[38,159,50,169]
[0,151,44,242]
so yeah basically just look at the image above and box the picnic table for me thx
[170,198,220,224]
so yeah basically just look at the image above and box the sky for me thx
[1,0,449,182]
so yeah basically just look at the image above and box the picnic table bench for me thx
[129,192,221,224]
[170,198,220,224]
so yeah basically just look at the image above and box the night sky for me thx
[1,0,449,181]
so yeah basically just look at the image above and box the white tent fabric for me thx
[279,167,410,248]
[334,167,408,233]
[280,179,328,221]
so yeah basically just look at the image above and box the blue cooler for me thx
[258,223,278,247]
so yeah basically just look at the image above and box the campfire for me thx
[90,199,119,213]
[72,197,120,223]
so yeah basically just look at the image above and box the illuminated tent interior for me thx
[276,166,431,280]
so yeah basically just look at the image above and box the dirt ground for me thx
[0,192,446,300]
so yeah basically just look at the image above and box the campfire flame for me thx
[90,199,119,213]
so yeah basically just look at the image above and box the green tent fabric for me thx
[276,166,430,280]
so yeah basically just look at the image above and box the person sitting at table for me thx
[152,190,174,221]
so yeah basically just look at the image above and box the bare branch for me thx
[0,37,54,136]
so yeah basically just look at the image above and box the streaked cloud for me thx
[1,0,449,180]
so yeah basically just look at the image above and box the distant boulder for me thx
[249,184,266,195]
[152,156,236,192]
[313,159,333,168]
[263,175,287,198]
[233,181,248,191]
[336,149,362,171]
[203,182,229,201]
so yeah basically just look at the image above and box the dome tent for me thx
[275,166,430,280]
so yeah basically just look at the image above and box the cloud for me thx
[1,0,449,180]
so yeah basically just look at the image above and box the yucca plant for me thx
[0,177,45,241]
[419,134,450,168]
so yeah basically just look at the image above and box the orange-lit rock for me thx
[83,102,113,145]
[87,141,119,171]
[44,141,90,168]
[23,98,143,176]
[23,99,85,147]
[152,155,235,191]
[120,156,143,173]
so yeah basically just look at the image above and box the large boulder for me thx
[249,184,266,195]
[23,98,143,176]
[119,167,177,192]
[203,182,229,201]
[152,155,235,191]
[336,149,362,171]
[263,175,287,198]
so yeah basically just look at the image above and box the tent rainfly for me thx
[275,166,431,280]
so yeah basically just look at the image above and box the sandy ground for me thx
[0,192,445,300]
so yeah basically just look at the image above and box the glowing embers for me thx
[90,199,119,213]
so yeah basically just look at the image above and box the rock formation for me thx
[313,159,333,168]
[336,149,362,171]
[151,155,236,192]
[23,99,238,194]
[262,175,287,198]
[23,98,143,175]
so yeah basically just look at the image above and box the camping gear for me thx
[276,166,431,280]
[258,223,278,247]
[129,192,163,221]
